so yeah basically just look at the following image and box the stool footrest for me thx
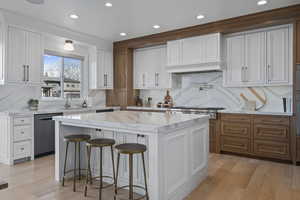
[115,185,148,200]
[89,175,115,189]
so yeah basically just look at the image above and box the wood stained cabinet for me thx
[220,113,291,161]
[297,20,300,64]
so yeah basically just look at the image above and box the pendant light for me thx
[64,40,75,51]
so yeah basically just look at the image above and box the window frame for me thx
[41,50,84,101]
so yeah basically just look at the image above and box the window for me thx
[42,52,83,99]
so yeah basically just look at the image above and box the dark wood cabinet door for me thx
[221,122,251,138]
[254,124,289,142]
[253,140,290,160]
[221,136,251,154]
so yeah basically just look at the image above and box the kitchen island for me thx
[54,111,209,200]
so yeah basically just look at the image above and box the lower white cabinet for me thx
[134,45,180,89]
[0,114,34,165]
[224,24,293,87]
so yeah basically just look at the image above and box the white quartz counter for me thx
[54,110,209,133]
[0,106,120,116]
[126,106,293,116]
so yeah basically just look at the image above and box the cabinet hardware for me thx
[21,148,24,151]
[137,134,145,138]
[267,65,272,83]
[27,65,29,82]
[23,65,26,82]
[142,74,145,87]
[21,132,24,134]
[241,67,245,82]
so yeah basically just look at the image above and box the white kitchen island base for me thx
[54,111,209,200]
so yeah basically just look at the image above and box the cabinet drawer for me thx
[221,122,251,138]
[254,116,289,126]
[221,136,251,154]
[253,140,290,160]
[14,141,31,160]
[14,126,32,142]
[254,124,289,141]
[221,114,251,123]
[14,117,32,126]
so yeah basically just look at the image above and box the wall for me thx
[0,10,110,112]
[139,72,293,113]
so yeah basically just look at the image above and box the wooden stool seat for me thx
[64,134,91,142]
[115,143,147,154]
[87,138,115,147]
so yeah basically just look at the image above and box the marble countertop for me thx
[0,106,120,116]
[54,111,209,133]
[126,106,293,116]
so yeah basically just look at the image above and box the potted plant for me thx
[28,99,39,110]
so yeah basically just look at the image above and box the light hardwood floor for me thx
[1,154,300,200]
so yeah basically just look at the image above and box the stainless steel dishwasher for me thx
[34,113,63,158]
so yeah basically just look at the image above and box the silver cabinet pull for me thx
[244,67,248,82]
[267,65,272,83]
[142,74,145,87]
[27,65,29,82]
[23,65,26,82]
[155,73,159,87]
[241,67,244,82]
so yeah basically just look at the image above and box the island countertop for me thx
[53,110,209,133]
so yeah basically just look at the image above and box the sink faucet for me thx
[64,94,72,109]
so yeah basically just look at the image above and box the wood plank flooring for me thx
[1,154,300,200]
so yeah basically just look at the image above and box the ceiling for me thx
[0,0,299,42]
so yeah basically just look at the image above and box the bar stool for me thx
[84,138,116,200]
[114,143,149,200]
[62,134,91,192]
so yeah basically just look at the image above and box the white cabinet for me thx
[266,27,291,85]
[166,33,222,72]
[244,32,266,85]
[224,35,245,86]
[0,114,34,165]
[7,26,42,85]
[224,24,292,87]
[134,45,178,90]
[167,40,181,66]
[90,50,114,90]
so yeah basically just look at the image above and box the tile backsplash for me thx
[139,72,293,113]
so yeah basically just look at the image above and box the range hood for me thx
[166,32,223,73]
[166,62,223,73]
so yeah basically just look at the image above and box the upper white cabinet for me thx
[90,50,113,90]
[266,28,291,85]
[0,20,4,84]
[134,45,180,90]
[166,33,222,73]
[224,24,292,87]
[7,26,42,85]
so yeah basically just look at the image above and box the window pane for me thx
[41,54,62,98]
[63,57,81,99]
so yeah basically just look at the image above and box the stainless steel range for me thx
[169,106,225,119]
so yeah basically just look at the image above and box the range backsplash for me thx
[139,72,293,113]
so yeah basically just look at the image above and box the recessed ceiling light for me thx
[257,0,267,5]
[69,14,79,19]
[26,0,44,4]
[105,2,113,7]
[120,32,127,36]
[153,25,160,29]
[196,14,205,19]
